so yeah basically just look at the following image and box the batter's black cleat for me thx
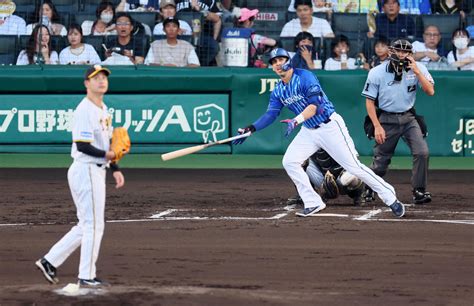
[35,258,59,284]
[286,194,303,205]
[413,188,432,204]
[389,200,405,218]
[363,187,375,203]
[79,278,109,288]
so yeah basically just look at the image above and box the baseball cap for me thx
[163,16,179,27]
[160,0,176,9]
[239,8,259,22]
[84,65,111,80]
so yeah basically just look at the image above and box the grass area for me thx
[0,154,473,170]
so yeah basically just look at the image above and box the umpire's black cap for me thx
[84,65,111,80]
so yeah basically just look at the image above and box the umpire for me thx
[362,39,435,204]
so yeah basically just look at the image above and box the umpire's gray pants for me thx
[370,112,429,190]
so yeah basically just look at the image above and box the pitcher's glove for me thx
[110,127,131,163]
[322,171,339,199]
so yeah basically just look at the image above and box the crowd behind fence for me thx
[0,0,473,70]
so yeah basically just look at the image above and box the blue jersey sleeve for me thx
[252,91,283,131]
[300,70,322,99]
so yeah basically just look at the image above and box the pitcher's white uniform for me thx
[43,97,112,280]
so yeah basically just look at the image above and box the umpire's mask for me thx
[388,39,413,81]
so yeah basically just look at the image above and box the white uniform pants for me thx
[44,161,106,280]
[283,113,397,209]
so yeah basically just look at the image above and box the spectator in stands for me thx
[364,36,389,69]
[447,28,474,70]
[26,0,66,36]
[281,0,335,38]
[153,0,192,36]
[369,0,416,40]
[398,0,431,14]
[433,0,470,18]
[59,24,101,65]
[104,12,145,64]
[288,0,339,13]
[175,0,222,41]
[337,0,379,13]
[175,0,221,65]
[117,0,160,11]
[290,31,321,69]
[145,17,199,66]
[234,8,276,67]
[413,25,443,65]
[82,1,117,36]
[324,34,358,70]
[0,1,26,35]
[17,24,58,65]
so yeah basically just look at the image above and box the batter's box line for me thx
[148,206,297,221]
[353,208,474,225]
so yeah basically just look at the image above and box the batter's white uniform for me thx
[43,97,112,280]
[250,68,398,210]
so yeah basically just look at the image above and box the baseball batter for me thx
[234,48,405,218]
[35,65,125,287]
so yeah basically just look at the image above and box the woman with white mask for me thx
[81,1,117,36]
[447,28,474,71]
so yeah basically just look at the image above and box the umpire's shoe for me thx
[79,278,110,288]
[363,187,375,203]
[413,188,432,204]
[296,203,326,217]
[35,258,59,284]
[389,200,405,218]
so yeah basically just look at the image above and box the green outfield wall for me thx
[0,66,473,156]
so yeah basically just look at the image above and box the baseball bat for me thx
[161,132,251,161]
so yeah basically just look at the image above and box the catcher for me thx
[287,148,365,206]
[35,65,131,288]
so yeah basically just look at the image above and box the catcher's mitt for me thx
[322,171,339,199]
[110,127,131,163]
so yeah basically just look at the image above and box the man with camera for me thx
[362,39,435,205]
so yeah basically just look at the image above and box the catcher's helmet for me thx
[389,39,413,52]
[268,48,292,71]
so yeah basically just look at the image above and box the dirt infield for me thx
[0,168,473,305]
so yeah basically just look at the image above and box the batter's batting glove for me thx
[280,119,298,137]
[232,125,256,145]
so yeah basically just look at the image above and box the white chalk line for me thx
[1,207,474,227]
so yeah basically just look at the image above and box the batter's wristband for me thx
[294,114,305,125]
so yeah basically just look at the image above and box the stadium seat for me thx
[129,12,158,31]
[83,35,106,60]
[53,0,81,14]
[73,12,97,28]
[238,0,291,9]
[421,15,462,39]
[0,35,18,66]
[12,0,38,12]
[253,9,287,39]
[57,12,71,30]
[332,13,369,38]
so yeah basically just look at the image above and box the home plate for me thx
[310,213,349,217]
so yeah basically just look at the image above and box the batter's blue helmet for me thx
[268,48,292,71]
